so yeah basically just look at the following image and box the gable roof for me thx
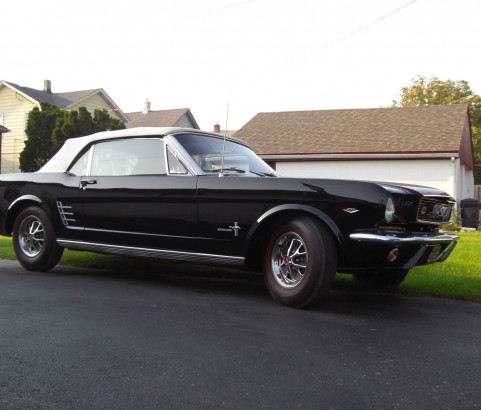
[234,104,471,158]
[125,108,199,129]
[0,80,129,122]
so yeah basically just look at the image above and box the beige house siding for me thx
[68,93,124,122]
[0,87,36,173]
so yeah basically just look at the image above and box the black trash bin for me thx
[460,198,480,229]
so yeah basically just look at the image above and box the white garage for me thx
[235,105,475,203]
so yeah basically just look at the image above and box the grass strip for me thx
[1,232,480,303]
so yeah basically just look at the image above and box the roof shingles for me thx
[234,105,469,155]
[125,108,199,129]
[3,81,99,108]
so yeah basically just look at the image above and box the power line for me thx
[193,0,255,17]
[324,0,419,47]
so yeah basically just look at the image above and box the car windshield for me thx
[174,133,277,176]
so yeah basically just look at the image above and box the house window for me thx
[23,112,29,137]
[0,113,4,126]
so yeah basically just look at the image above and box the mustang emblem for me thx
[217,222,241,237]
[229,222,241,237]
[343,208,360,214]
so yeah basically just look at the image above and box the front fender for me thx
[248,204,346,251]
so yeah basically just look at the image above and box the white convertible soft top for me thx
[39,127,198,173]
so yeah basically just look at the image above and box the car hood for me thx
[376,181,452,197]
[277,176,453,199]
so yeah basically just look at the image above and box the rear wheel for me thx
[264,216,337,308]
[13,206,63,271]
[353,269,409,287]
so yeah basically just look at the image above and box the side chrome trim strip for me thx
[56,239,245,266]
[83,227,194,240]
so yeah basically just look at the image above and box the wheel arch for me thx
[244,204,346,269]
[4,195,44,235]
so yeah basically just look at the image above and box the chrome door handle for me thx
[80,179,97,190]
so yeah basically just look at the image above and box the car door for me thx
[196,176,272,257]
[77,138,198,252]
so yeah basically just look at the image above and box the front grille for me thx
[417,197,453,223]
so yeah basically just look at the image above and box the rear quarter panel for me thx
[0,173,81,237]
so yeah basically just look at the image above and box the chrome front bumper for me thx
[349,232,459,245]
[349,231,459,268]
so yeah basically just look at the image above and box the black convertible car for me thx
[0,127,458,307]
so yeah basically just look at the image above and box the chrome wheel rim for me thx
[18,215,45,257]
[270,231,308,289]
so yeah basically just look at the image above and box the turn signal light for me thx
[387,248,399,262]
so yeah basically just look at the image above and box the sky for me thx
[2,0,481,130]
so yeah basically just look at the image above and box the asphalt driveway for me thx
[0,260,480,409]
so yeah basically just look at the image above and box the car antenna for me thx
[219,98,230,177]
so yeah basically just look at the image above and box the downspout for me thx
[452,156,459,206]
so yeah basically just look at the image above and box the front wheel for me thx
[13,206,63,272]
[264,216,337,308]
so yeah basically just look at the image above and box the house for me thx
[234,104,475,203]
[0,80,128,174]
[0,124,10,173]
[126,100,199,129]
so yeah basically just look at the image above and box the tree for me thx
[52,107,124,150]
[392,76,481,183]
[20,102,63,172]
[20,103,125,172]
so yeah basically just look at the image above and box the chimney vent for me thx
[143,99,151,114]
[43,79,52,93]
[214,123,220,133]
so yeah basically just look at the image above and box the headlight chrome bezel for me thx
[385,197,396,223]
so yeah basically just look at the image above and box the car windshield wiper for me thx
[207,167,276,177]
[205,167,245,174]
[222,167,247,173]
[256,171,277,177]
[221,167,276,177]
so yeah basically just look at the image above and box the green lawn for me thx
[334,231,481,303]
[399,231,481,302]
[1,232,480,303]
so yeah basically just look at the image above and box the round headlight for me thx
[385,197,395,223]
